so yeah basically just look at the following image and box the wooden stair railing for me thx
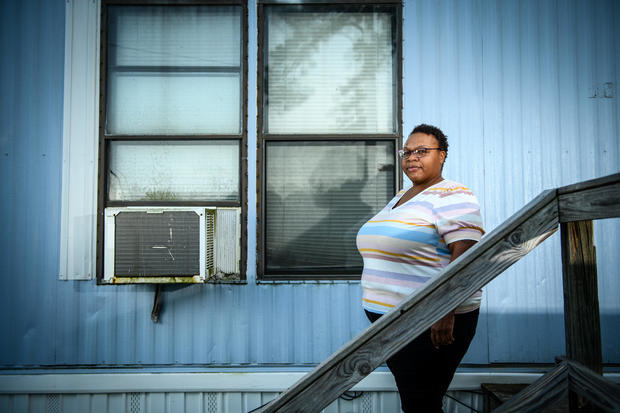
[253,173,620,413]
[493,359,620,413]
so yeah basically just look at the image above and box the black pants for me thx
[366,309,479,413]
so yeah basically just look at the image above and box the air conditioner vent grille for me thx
[114,211,200,277]
[205,209,215,276]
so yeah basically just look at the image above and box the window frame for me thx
[96,0,249,283]
[256,0,403,280]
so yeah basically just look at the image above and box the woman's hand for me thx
[431,311,455,349]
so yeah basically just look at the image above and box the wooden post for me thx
[560,220,602,412]
[560,220,602,372]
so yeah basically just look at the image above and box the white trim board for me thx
[59,0,100,280]
[3,371,618,395]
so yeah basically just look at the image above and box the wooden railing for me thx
[253,173,620,413]
[494,359,620,412]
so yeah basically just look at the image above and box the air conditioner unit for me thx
[103,207,241,284]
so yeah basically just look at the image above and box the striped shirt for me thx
[357,179,484,315]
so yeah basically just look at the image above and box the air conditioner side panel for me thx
[214,207,241,280]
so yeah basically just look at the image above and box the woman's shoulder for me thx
[427,179,476,196]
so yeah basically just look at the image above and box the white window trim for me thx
[59,0,101,280]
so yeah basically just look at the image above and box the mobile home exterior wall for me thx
[0,0,618,406]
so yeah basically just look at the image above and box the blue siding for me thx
[477,0,620,362]
[0,0,618,371]
[0,0,66,366]
[403,0,620,363]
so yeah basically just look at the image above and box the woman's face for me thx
[402,132,446,186]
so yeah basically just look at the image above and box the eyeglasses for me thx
[398,147,442,159]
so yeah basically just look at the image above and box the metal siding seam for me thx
[596,218,620,362]
[0,1,15,366]
[538,0,566,361]
[147,393,166,413]
[223,392,242,413]
[292,285,304,365]
[192,286,208,366]
[13,0,31,368]
[231,286,247,365]
[90,394,107,413]
[244,393,262,413]
[317,283,332,363]
[481,0,505,363]
[28,395,46,413]
[165,392,184,413]
[482,0,563,363]
[591,3,620,361]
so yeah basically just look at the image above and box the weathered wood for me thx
[560,221,602,375]
[568,360,620,412]
[491,360,620,413]
[558,181,620,223]
[492,362,570,413]
[557,173,620,223]
[481,383,529,413]
[255,189,560,413]
[557,173,620,195]
[562,220,603,413]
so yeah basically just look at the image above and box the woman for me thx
[357,124,484,413]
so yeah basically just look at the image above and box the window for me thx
[97,1,247,283]
[258,2,402,279]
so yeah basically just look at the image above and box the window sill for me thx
[256,279,361,285]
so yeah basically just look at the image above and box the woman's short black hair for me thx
[410,124,449,160]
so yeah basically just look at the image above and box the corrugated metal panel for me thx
[31,281,369,366]
[402,0,488,364]
[478,0,620,363]
[0,0,618,373]
[0,0,66,367]
[0,0,368,369]
[403,0,619,363]
[0,391,481,413]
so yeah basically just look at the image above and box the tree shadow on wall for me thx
[266,9,393,132]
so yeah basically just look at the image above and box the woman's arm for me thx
[448,239,477,262]
[430,239,478,348]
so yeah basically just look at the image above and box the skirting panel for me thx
[0,391,484,413]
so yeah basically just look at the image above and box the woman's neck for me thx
[412,175,444,193]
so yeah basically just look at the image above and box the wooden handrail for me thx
[492,361,570,413]
[557,173,620,222]
[253,173,620,413]
[493,360,620,413]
